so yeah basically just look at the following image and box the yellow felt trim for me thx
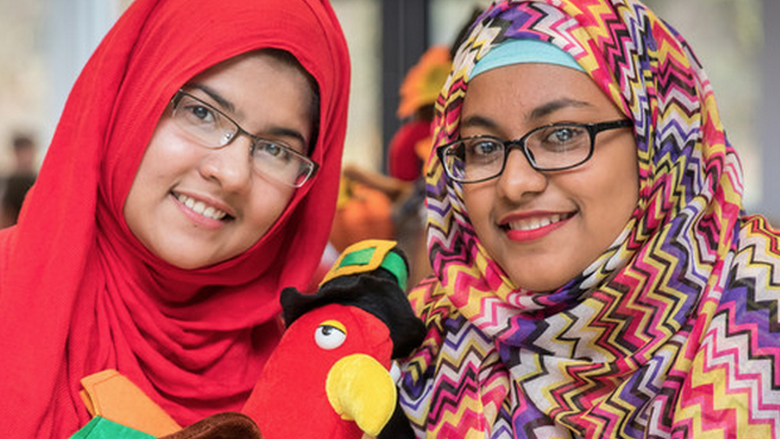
[79,369,181,437]
[325,354,396,437]
[319,240,397,287]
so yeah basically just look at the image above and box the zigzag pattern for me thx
[670,217,780,437]
[399,1,778,438]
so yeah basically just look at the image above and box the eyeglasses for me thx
[170,90,319,188]
[437,119,633,184]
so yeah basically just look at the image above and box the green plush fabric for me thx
[69,417,155,439]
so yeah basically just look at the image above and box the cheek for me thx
[577,144,639,240]
[245,186,296,231]
[462,185,494,231]
[606,141,639,212]
[124,126,192,220]
[131,124,191,187]
[143,126,194,167]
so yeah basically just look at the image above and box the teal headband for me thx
[470,39,585,79]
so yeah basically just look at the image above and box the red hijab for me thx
[0,0,350,436]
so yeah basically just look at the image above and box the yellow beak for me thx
[325,354,397,437]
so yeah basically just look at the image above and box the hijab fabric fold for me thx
[0,0,350,437]
[399,1,780,438]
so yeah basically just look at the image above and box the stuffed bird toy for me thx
[241,239,425,439]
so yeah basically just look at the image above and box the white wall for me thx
[43,0,124,150]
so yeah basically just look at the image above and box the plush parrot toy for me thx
[69,240,424,439]
[240,239,426,439]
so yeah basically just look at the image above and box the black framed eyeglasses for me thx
[170,90,319,188]
[437,119,633,184]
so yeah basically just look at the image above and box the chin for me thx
[156,248,216,270]
[178,262,207,270]
[508,272,568,293]
[166,257,208,270]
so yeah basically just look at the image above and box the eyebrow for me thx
[528,98,592,120]
[461,98,594,130]
[265,127,308,151]
[189,84,235,114]
[186,83,309,149]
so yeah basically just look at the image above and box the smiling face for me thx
[124,51,315,269]
[460,63,638,292]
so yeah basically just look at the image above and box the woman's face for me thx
[460,62,638,292]
[124,51,315,269]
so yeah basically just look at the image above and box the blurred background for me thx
[0,0,776,221]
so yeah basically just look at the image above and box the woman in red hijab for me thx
[0,0,350,437]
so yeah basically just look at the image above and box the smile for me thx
[174,193,229,220]
[503,213,574,232]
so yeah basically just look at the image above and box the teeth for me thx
[175,193,228,220]
[509,214,564,231]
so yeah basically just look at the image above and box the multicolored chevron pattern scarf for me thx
[398,1,780,438]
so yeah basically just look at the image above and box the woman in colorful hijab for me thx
[0,0,349,437]
[399,0,780,438]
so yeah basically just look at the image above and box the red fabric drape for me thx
[0,0,350,437]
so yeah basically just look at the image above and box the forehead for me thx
[185,51,315,145]
[462,63,618,125]
[187,51,313,111]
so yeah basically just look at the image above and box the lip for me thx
[499,210,575,243]
[171,191,235,229]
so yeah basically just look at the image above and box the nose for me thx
[199,135,253,192]
[495,149,547,201]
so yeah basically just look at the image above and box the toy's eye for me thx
[315,320,347,350]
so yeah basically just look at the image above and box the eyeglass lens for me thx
[446,125,590,182]
[172,91,315,187]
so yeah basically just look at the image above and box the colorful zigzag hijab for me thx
[398,0,780,438]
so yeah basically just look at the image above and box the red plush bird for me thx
[242,239,424,439]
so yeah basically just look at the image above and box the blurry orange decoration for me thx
[329,178,395,253]
[397,46,452,119]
